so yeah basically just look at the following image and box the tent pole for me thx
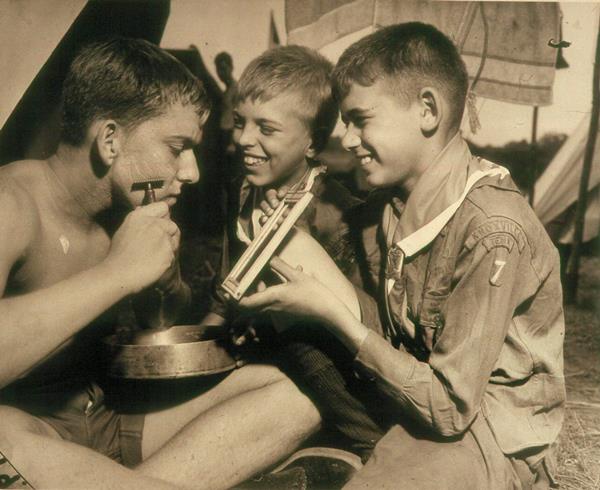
[565,12,600,304]
[529,106,539,206]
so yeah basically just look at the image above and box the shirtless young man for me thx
[0,38,319,489]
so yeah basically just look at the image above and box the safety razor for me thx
[131,179,165,205]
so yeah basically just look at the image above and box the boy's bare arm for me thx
[239,256,369,353]
[0,194,178,388]
[198,228,231,327]
[236,226,366,349]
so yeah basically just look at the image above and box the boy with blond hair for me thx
[242,23,565,489]
[201,45,390,471]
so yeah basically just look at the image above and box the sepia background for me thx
[1,2,598,489]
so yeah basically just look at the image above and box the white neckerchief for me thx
[384,161,509,296]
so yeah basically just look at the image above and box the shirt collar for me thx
[397,132,475,239]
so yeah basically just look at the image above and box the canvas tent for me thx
[0,0,170,164]
[0,0,86,131]
[534,114,600,244]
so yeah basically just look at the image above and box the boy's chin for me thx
[364,172,386,189]
[111,186,138,211]
[365,173,397,190]
[246,173,275,188]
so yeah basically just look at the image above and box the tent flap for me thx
[285,0,375,49]
[534,114,600,243]
[0,0,87,130]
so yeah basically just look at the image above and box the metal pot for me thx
[102,325,239,379]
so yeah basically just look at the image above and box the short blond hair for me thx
[236,45,338,153]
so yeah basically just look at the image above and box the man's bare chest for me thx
[10,216,111,292]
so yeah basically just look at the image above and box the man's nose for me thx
[341,125,361,152]
[177,149,200,184]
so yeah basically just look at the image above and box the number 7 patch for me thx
[490,259,506,286]
[481,231,517,287]
[487,245,512,287]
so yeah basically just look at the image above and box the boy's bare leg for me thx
[141,364,290,457]
[0,365,320,489]
[277,228,361,319]
[139,364,321,489]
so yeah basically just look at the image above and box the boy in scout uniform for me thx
[241,22,565,489]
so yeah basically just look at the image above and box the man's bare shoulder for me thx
[0,159,45,243]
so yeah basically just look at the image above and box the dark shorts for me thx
[8,382,144,468]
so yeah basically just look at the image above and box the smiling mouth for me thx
[244,155,269,167]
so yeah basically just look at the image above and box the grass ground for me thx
[556,256,600,490]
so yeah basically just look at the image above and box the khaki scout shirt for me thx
[354,135,566,456]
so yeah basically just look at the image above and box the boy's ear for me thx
[94,120,121,167]
[304,134,319,160]
[305,144,318,160]
[418,87,442,135]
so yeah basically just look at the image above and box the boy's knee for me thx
[268,376,321,430]
[280,229,360,319]
[231,366,321,429]
[232,363,289,389]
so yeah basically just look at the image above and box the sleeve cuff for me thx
[353,331,416,388]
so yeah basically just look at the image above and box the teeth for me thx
[360,156,373,165]
[244,155,268,166]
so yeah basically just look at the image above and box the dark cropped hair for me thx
[236,45,338,153]
[61,37,210,146]
[333,22,469,130]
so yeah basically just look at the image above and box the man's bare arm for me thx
[0,261,137,388]
[0,191,178,388]
[132,238,192,329]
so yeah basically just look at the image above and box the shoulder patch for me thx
[489,247,510,287]
[482,232,515,253]
[465,218,526,253]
